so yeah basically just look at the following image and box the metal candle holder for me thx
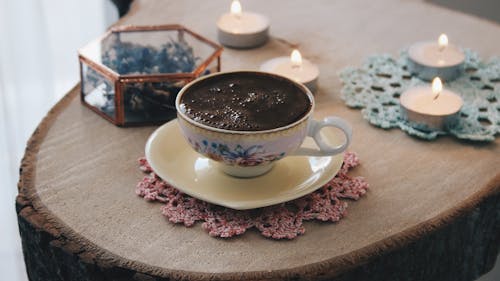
[399,85,464,131]
[399,104,461,131]
[407,41,465,82]
[216,1,269,49]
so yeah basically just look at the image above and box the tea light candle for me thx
[407,34,465,81]
[216,0,269,48]
[400,77,463,131]
[259,49,320,93]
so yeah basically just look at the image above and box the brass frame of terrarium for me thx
[78,24,223,126]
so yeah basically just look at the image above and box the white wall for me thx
[0,1,118,279]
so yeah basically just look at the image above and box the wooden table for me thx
[17,1,500,280]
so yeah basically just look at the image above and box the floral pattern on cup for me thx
[189,139,285,167]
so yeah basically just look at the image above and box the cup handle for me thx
[292,117,352,156]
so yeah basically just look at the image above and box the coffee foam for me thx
[180,73,311,131]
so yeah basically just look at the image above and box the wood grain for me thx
[17,0,500,280]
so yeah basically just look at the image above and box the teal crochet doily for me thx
[340,50,500,141]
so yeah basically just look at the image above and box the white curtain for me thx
[0,1,118,279]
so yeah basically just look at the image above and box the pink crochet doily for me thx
[136,152,369,239]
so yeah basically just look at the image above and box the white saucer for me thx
[145,120,344,210]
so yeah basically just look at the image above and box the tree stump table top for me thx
[17,1,500,280]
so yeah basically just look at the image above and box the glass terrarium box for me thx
[79,25,223,126]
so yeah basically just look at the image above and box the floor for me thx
[0,1,498,280]
[428,0,500,23]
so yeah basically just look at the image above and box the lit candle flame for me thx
[230,0,242,18]
[291,49,302,68]
[432,77,443,100]
[438,34,448,51]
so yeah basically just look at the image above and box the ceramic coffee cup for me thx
[175,71,352,178]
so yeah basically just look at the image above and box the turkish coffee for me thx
[179,72,311,131]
